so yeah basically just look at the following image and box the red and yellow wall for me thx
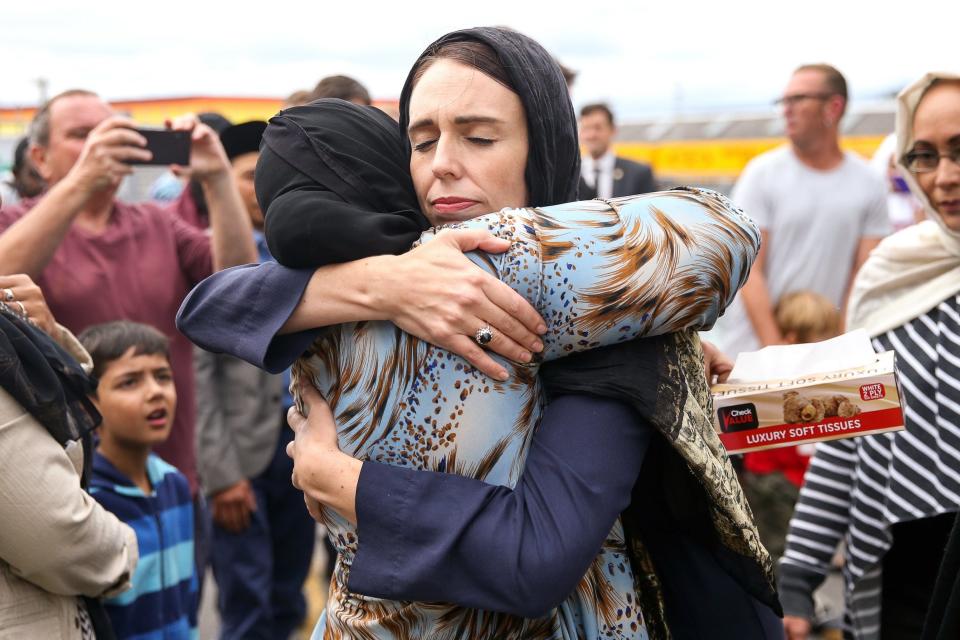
[0,95,883,182]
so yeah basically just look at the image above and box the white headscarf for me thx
[846,72,960,337]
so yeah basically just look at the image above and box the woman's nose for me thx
[431,136,462,179]
[934,154,960,189]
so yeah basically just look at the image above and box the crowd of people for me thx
[0,24,958,640]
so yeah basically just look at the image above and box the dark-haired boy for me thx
[79,320,197,639]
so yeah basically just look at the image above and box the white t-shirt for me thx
[712,146,891,357]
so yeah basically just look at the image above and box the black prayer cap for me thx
[220,120,267,162]
[398,26,581,207]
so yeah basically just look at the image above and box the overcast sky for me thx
[3,0,957,119]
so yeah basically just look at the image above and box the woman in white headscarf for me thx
[779,72,960,640]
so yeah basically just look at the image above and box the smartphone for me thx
[131,128,191,166]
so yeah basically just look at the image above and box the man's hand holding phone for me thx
[165,114,231,182]
[66,115,152,196]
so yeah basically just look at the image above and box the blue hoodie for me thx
[90,452,197,639]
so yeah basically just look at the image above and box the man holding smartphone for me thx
[0,89,257,506]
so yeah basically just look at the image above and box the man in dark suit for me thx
[578,103,656,199]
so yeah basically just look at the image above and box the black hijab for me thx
[260,30,580,268]
[0,308,99,456]
[260,99,428,267]
[398,26,581,207]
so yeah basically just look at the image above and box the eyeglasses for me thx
[773,93,835,107]
[902,148,960,173]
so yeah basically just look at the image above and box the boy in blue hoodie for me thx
[80,321,197,639]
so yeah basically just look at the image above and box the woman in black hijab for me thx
[179,27,781,639]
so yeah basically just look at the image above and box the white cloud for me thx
[2,0,958,119]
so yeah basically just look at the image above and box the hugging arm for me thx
[349,395,651,617]
[300,188,757,611]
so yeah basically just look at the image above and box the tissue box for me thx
[711,351,905,454]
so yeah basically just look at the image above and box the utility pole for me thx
[35,78,49,105]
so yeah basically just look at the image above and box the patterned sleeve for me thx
[430,187,760,361]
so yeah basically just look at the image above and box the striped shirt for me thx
[90,452,198,640]
[779,293,960,639]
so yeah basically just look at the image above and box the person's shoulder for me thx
[840,151,887,185]
[0,387,29,427]
[745,145,793,172]
[147,454,191,498]
[0,196,40,229]
[615,156,651,172]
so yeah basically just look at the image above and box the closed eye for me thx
[413,139,437,152]
[467,137,495,146]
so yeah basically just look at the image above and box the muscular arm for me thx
[740,229,783,346]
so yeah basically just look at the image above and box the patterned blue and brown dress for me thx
[293,187,764,640]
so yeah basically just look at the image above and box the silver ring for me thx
[15,301,26,317]
[475,325,494,346]
[2,288,13,302]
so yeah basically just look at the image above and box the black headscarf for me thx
[0,307,99,457]
[260,99,428,267]
[398,27,581,207]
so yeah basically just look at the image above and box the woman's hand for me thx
[0,274,57,336]
[374,228,547,381]
[701,339,734,385]
[286,383,362,524]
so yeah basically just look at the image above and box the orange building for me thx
[0,95,400,138]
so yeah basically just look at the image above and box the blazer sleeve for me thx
[194,349,245,495]
[348,394,651,617]
[0,390,138,598]
[176,262,318,374]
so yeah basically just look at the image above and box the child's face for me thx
[93,348,177,448]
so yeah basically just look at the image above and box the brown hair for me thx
[580,102,615,126]
[775,290,842,344]
[29,89,100,147]
[311,75,371,105]
[79,320,170,379]
[794,63,848,115]
[410,40,512,92]
[283,89,314,108]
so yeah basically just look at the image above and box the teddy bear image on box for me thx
[783,391,862,424]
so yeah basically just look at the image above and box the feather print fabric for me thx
[295,188,761,639]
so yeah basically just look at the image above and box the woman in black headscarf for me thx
[179,27,781,639]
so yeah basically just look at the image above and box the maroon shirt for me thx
[0,197,212,493]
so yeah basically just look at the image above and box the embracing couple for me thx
[179,26,783,640]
